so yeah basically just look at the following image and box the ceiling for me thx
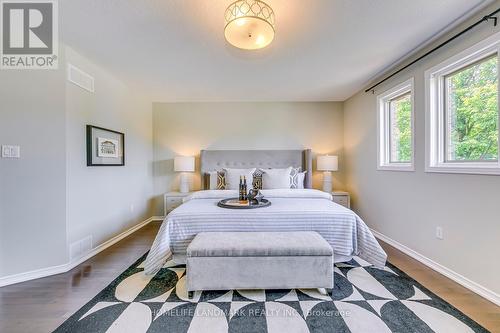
[61,0,490,102]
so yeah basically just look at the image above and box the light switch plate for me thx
[436,226,444,240]
[1,145,20,158]
[1,145,10,158]
[10,146,20,158]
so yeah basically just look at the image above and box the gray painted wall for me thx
[152,102,345,216]
[65,46,154,249]
[0,50,68,277]
[0,44,154,279]
[344,5,500,295]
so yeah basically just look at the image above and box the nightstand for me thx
[164,192,193,216]
[332,191,350,208]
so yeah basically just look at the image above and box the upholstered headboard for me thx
[200,149,313,189]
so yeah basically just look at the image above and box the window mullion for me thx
[497,45,500,167]
[385,101,391,165]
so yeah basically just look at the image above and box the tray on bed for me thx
[217,198,271,209]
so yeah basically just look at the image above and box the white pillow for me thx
[223,168,256,190]
[207,171,218,190]
[262,167,293,189]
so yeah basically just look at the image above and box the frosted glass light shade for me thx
[224,0,275,50]
[317,155,338,171]
[174,156,195,172]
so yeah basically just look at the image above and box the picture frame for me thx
[86,125,125,166]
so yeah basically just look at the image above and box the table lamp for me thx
[174,156,195,193]
[317,155,338,192]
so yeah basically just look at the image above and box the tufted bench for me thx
[186,231,334,298]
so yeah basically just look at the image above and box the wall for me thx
[0,51,67,277]
[0,44,155,281]
[65,46,154,249]
[153,102,344,216]
[344,5,500,296]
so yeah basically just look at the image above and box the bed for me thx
[144,149,387,275]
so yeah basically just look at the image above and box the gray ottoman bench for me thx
[186,231,334,298]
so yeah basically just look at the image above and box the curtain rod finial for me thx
[484,15,498,26]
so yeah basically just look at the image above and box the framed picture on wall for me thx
[86,125,125,166]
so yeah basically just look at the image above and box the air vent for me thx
[67,64,95,93]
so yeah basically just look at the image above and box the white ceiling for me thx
[61,0,490,102]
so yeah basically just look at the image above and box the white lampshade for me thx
[317,155,338,171]
[174,156,195,172]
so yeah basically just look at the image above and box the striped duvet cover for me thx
[144,189,387,275]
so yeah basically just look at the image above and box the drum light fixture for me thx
[224,0,275,50]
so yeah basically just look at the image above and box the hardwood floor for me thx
[0,221,162,333]
[0,222,498,332]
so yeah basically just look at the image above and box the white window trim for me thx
[425,31,500,175]
[377,78,415,171]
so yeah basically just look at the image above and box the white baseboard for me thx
[371,228,500,306]
[0,263,70,288]
[68,216,162,269]
[0,216,161,288]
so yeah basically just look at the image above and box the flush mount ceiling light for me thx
[224,0,275,50]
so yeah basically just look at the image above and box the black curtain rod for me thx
[364,7,500,93]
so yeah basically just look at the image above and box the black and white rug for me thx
[54,253,488,332]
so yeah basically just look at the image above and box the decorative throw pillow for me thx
[213,169,263,190]
[206,171,227,190]
[252,169,264,190]
[296,171,307,189]
[262,167,293,189]
[223,168,256,190]
[216,171,226,190]
[289,167,302,188]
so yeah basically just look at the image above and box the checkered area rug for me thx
[54,253,488,332]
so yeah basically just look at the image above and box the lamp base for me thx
[179,173,190,193]
[322,171,333,193]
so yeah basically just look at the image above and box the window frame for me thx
[425,32,500,175]
[377,78,415,171]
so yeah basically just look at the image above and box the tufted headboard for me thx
[200,149,313,189]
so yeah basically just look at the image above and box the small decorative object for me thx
[174,156,195,193]
[224,0,275,50]
[238,176,246,202]
[86,125,124,166]
[242,176,248,201]
[238,175,250,203]
[317,155,338,192]
[218,197,271,209]
[247,188,264,204]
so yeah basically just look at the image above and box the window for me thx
[445,56,498,162]
[426,33,500,174]
[377,78,415,171]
